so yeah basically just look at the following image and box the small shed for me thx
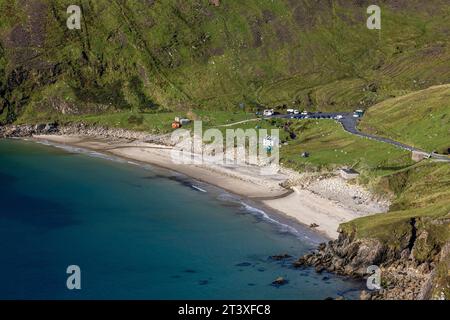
[340,168,359,180]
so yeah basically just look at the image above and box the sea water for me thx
[0,139,363,299]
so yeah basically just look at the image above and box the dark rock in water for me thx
[270,254,292,261]
[300,272,309,277]
[257,268,266,272]
[271,277,288,286]
[183,269,198,274]
[292,230,448,300]
[235,262,252,267]
[198,280,209,286]
[315,266,325,273]
[293,257,307,268]
[248,283,256,287]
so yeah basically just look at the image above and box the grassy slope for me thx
[342,161,450,264]
[0,0,449,296]
[0,0,450,122]
[16,107,257,134]
[342,160,450,298]
[225,117,413,175]
[278,120,412,176]
[360,85,450,153]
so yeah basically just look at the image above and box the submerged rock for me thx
[270,254,292,261]
[235,262,252,267]
[271,277,288,286]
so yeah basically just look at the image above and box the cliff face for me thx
[295,229,450,300]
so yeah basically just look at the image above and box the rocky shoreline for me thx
[0,123,171,145]
[293,229,449,300]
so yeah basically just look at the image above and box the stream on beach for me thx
[0,139,364,299]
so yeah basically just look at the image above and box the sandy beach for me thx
[32,134,388,239]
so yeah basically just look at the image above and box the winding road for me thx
[271,112,450,163]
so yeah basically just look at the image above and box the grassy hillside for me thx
[15,107,256,133]
[278,119,413,176]
[342,161,450,276]
[1,0,450,124]
[360,85,450,153]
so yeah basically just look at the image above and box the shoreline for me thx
[28,133,388,240]
[27,136,326,245]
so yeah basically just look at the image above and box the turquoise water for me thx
[0,139,363,299]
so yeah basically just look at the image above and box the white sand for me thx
[264,187,364,239]
[32,134,387,239]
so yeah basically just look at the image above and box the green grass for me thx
[1,0,450,121]
[221,117,449,269]
[221,117,414,184]
[278,119,413,176]
[360,85,450,153]
[342,161,450,257]
[15,100,257,134]
[1,1,449,293]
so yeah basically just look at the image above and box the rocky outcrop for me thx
[0,123,58,137]
[0,123,172,145]
[294,233,388,277]
[294,231,448,300]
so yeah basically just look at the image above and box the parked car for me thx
[353,109,365,118]
[301,111,309,116]
[293,109,300,115]
[335,115,344,120]
[286,109,294,114]
[263,109,274,117]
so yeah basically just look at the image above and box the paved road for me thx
[337,113,419,152]
[270,112,450,162]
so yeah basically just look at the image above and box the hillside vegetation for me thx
[342,161,450,298]
[360,85,450,154]
[1,0,450,124]
[224,118,413,177]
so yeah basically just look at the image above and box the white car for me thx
[301,111,309,116]
[335,115,343,120]
[293,109,300,115]
[263,109,274,117]
[286,109,294,114]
